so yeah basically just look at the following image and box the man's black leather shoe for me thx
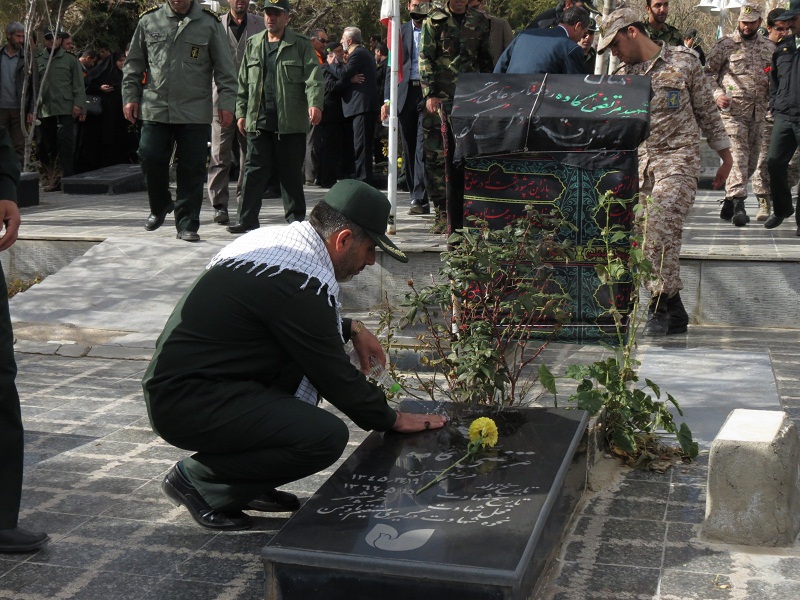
[764,209,795,229]
[227,223,259,234]
[161,464,252,531]
[0,527,49,553]
[245,488,301,512]
[176,230,200,242]
[144,202,175,231]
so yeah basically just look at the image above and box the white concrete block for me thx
[702,409,800,546]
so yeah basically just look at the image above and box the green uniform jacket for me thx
[142,266,397,441]
[236,28,323,134]
[644,22,684,47]
[36,48,85,118]
[419,5,493,103]
[122,1,237,123]
[0,127,19,202]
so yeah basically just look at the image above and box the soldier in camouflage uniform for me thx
[751,7,799,220]
[600,8,732,335]
[643,0,683,46]
[705,2,774,226]
[419,0,493,232]
[122,0,237,242]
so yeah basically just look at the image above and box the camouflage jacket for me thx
[644,21,683,47]
[704,29,774,117]
[419,4,493,103]
[624,42,730,157]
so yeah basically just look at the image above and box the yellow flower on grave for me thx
[416,416,500,495]
[469,417,498,448]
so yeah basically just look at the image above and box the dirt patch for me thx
[12,322,133,346]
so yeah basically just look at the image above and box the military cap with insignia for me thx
[263,0,291,12]
[738,2,762,22]
[322,180,408,263]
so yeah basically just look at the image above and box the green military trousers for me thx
[238,130,306,226]
[156,380,350,511]
[0,262,23,529]
[138,122,210,233]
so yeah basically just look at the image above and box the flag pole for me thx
[386,0,400,234]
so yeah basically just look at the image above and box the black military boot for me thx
[731,198,750,227]
[666,293,689,334]
[643,294,670,335]
[719,198,734,220]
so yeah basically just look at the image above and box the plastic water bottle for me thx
[344,343,402,394]
[720,85,733,113]
[367,356,402,394]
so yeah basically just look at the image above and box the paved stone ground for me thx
[1,182,799,599]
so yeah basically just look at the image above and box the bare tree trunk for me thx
[21,0,65,173]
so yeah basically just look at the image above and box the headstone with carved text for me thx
[262,406,588,599]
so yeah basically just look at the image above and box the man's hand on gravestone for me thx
[392,411,448,433]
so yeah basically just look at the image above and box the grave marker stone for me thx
[263,406,588,600]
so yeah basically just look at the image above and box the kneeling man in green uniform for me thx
[143,179,446,530]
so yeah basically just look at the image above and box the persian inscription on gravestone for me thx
[266,407,587,570]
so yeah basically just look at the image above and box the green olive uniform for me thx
[36,47,85,177]
[235,27,323,225]
[122,1,237,235]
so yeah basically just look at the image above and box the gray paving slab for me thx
[2,181,800,599]
[640,348,782,448]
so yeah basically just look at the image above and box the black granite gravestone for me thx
[262,405,588,600]
[61,164,145,195]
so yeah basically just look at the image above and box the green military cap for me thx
[323,180,409,263]
[263,0,291,11]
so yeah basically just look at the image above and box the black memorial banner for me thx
[451,73,651,163]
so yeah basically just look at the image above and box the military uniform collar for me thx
[640,40,669,75]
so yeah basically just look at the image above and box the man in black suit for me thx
[380,0,430,214]
[328,27,378,183]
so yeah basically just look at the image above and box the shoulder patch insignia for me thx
[139,5,159,17]
[203,7,221,21]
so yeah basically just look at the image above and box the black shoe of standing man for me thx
[144,202,175,231]
[227,223,260,234]
[161,463,252,531]
[0,527,49,553]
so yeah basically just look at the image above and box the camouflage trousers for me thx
[637,152,698,297]
[421,108,450,213]
[752,113,800,196]
[720,111,762,200]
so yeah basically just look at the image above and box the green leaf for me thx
[677,423,699,458]
[612,427,638,455]
[539,364,557,395]
[644,378,661,398]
